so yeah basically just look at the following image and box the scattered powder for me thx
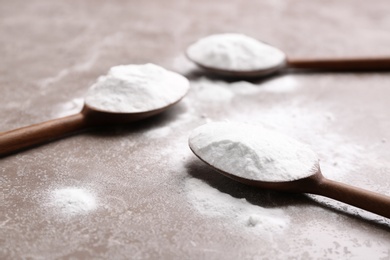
[48,187,97,216]
[191,76,298,102]
[172,54,199,75]
[143,98,196,140]
[85,63,190,113]
[191,78,235,102]
[144,125,173,139]
[324,112,335,122]
[228,80,261,95]
[258,76,299,93]
[189,122,319,182]
[186,33,286,71]
[52,98,84,117]
[185,178,289,233]
[229,76,299,95]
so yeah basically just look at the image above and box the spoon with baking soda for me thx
[0,63,189,157]
[186,33,390,78]
[189,122,390,219]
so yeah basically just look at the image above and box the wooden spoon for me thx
[186,36,390,78]
[188,122,390,219]
[0,86,189,157]
[188,56,390,78]
[0,103,182,157]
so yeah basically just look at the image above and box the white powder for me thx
[185,177,289,233]
[258,76,299,93]
[85,63,190,113]
[186,33,286,71]
[52,98,84,117]
[48,187,97,216]
[189,122,319,182]
[192,77,235,102]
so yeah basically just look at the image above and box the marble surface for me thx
[1,0,390,259]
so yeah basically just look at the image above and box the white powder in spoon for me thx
[85,63,190,113]
[189,122,319,182]
[186,33,286,71]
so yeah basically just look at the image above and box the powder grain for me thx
[185,178,289,233]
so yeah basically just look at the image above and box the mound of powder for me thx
[188,122,319,182]
[186,33,286,71]
[48,187,97,216]
[85,63,190,113]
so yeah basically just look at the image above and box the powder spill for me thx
[52,98,84,118]
[190,75,298,102]
[186,33,286,71]
[191,78,235,102]
[185,178,289,233]
[48,187,97,216]
[189,122,319,182]
[85,63,190,113]
[259,76,299,93]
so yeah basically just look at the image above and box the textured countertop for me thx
[1,0,390,259]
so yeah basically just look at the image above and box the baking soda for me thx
[185,177,289,233]
[189,122,319,182]
[85,63,190,113]
[186,33,286,71]
[48,187,97,216]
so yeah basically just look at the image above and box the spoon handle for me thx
[0,113,87,157]
[314,177,390,218]
[287,57,390,71]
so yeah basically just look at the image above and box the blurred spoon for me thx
[186,33,390,78]
[189,122,390,219]
[0,64,189,157]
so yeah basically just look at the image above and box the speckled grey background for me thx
[1,0,390,259]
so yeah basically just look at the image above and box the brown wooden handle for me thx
[314,178,390,218]
[287,57,390,71]
[0,113,88,157]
